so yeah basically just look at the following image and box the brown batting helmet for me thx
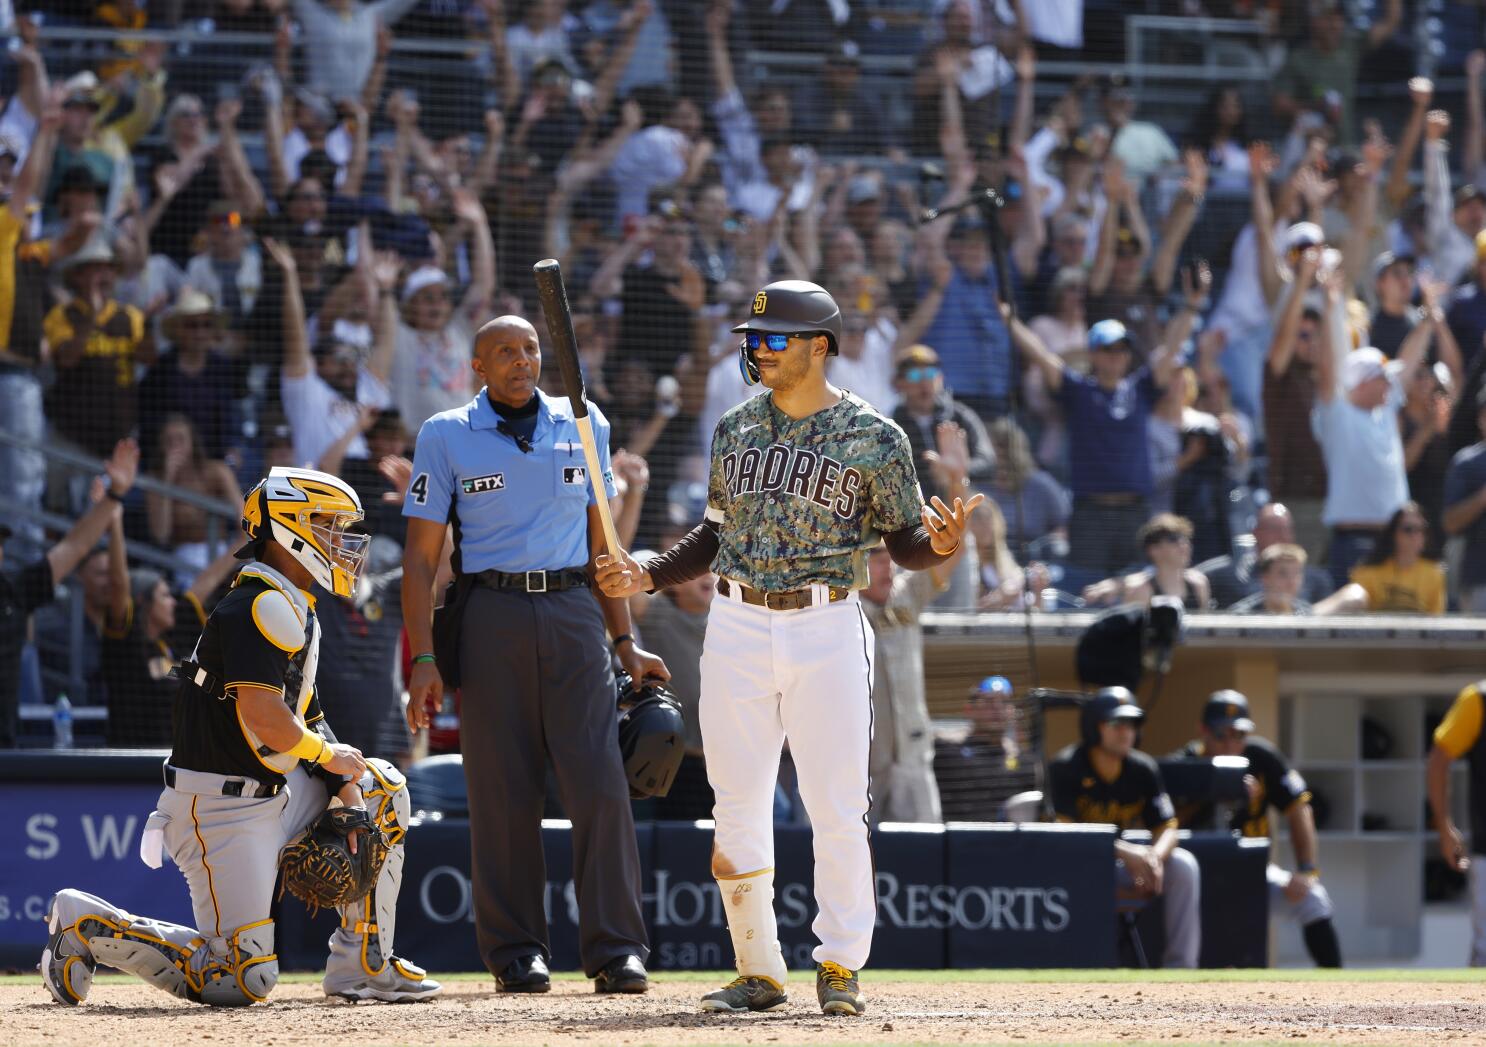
[732,280,843,384]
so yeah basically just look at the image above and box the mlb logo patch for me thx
[462,473,506,494]
[563,466,587,485]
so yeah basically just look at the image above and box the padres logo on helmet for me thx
[732,280,844,386]
[237,467,368,597]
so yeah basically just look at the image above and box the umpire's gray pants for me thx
[1118,847,1201,968]
[458,585,648,977]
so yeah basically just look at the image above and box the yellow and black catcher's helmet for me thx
[238,467,367,597]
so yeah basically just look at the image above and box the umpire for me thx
[401,316,667,993]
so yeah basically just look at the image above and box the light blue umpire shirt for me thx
[403,387,618,572]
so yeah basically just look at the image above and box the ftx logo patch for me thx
[563,466,587,485]
[462,473,505,494]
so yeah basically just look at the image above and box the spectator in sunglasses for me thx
[138,289,244,464]
[184,202,261,338]
[1009,313,1188,578]
[1081,512,1212,611]
[889,344,995,507]
[1342,501,1446,613]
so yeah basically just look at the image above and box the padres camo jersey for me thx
[705,390,924,591]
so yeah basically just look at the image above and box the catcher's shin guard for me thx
[43,889,278,1007]
[324,759,438,1000]
[194,921,279,1006]
[41,891,102,1005]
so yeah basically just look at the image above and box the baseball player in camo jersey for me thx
[41,468,440,1007]
[596,280,981,1016]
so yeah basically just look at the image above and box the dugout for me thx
[922,612,1486,964]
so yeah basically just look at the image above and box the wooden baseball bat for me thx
[532,258,623,559]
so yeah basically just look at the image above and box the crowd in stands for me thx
[5,0,1486,771]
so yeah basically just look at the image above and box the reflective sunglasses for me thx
[900,366,940,382]
[744,332,803,352]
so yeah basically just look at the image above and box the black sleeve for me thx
[645,520,721,591]
[1047,751,1080,821]
[16,557,55,616]
[1140,757,1178,831]
[1249,738,1310,813]
[883,523,952,571]
[216,593,294,695]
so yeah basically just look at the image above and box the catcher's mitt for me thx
[279,806,390,913]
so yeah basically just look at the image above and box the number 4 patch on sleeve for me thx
[409,473,430,504]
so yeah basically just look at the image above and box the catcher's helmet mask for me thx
[616,671,686,799]
[237,467,368,597]
[733,280,843,386]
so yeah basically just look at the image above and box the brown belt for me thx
[716,577,851,612]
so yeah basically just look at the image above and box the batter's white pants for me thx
[700,589,876,970]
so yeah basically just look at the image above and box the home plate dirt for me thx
[6,977,1486,1046]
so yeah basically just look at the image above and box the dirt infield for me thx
[6,975,1486,1047]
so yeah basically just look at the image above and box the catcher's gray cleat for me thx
[40,893,100,1006]
[816,961,865,1016]
[699,974,789,1013]
[324,953,442,1003]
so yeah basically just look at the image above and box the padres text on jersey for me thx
[705,391,924,591]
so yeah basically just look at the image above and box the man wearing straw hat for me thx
[42,236,146,509]
[140,288,241,462]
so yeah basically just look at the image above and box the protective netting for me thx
[0,4,1479,806]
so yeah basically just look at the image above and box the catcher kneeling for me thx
[43,468,441,1007]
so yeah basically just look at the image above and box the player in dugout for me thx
[1048,687,1201,968]
[1170,690,1342,967]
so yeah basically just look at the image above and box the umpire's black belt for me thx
[164,763,282,798]
[717,577,851,612]
[473,567,590,593]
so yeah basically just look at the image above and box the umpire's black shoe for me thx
[496,954,551,993]
[594,954,649,994]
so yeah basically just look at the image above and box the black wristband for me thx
[105,488,125,503]
[613,633,634,651]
